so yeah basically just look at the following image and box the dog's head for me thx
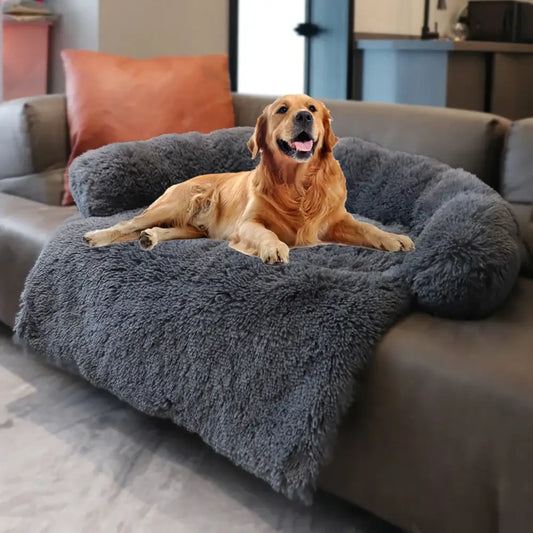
[248,94,337,163]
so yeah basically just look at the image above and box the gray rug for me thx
[15,129,525,503]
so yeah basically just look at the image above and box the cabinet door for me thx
[306,0,353,99]
[491,53,533,120]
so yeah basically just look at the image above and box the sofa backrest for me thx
[232,94,511,191]
[500,118,533,255]
[0,94,68,205]
[0,93,525,206]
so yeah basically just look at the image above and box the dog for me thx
[83,94,414,263]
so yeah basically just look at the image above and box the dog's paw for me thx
[83,229,113,247]
[139,230,156,250]
[259,240,289,264]
[378,232,415,252]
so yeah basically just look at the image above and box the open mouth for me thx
[277,131,316,161]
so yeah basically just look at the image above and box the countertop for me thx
[354,39,533,53]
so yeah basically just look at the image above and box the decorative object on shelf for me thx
[452,6,469,42]
[422,0,448,40]
[467,1,533,43]
[2,0,53,21]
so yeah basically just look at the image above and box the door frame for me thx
[228,0,353,98]
[228,0,239,91]
[306,0,354,99]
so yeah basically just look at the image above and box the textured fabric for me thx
[232,94,510,189]
[70,128,255,218]
[15,131,525,503]
[61,50,234,205]
[15,213,412,503]
[502,118,533,203]
[70,127,525,318]
[0,325,402,533]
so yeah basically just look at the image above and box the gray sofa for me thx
[1,94,532,533]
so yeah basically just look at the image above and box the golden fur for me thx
[84,94,414,263]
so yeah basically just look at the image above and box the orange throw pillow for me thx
[61,50,235,206]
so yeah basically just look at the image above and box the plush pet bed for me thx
[15,128,525,503]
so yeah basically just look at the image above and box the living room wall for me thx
[0,17,3,100]
[99,0,228,59]
[355,0,466,37]
[46,0,228,93]
[47,0,99,93]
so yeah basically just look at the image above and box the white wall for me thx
[47,0,99,93]
[0,16,3,100]
[98,0,228,59]
[238,0,305,94]
[45,0,228,93]
[355,0,467,38]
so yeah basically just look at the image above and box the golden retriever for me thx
[83,94,414,262]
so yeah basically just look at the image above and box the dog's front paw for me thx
[259,240,289,264]
[139,230,156,250]
[83,229,113,247]
[378,232,415,252]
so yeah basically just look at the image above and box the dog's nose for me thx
[294,111,313,125]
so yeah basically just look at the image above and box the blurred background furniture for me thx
[2,16,54,101]
[353,38,533,120]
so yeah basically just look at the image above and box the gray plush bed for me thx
[15,127,525,502]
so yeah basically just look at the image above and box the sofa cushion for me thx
[0,193,77,327]
[61,50,235,205]
[502,118,533,204]
[320,277,533,533]
[509,203,533,274]
[0,167,65,206]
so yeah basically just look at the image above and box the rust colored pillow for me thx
[61,50,235,205]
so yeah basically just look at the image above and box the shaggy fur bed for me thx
[15,128,525,502]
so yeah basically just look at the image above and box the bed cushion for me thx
[69,127,526,319]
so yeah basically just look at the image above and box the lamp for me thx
[421,0,447,40]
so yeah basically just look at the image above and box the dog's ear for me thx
[321,105,338,153]
[247,109,268,159]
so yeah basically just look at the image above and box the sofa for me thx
[0,93,532,533]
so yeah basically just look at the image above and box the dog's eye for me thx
[277,105,288,114]
[308,105,317,113]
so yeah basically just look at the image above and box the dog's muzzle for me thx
[277,110,316,162]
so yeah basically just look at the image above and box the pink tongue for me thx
[292,140,313,152]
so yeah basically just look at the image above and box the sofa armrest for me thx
[0,94,69,180]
